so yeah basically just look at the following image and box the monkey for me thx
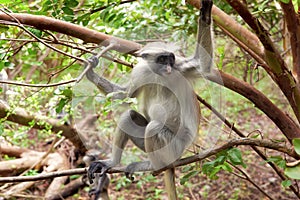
[86,0,213,199]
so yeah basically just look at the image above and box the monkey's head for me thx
[137,43,178,76]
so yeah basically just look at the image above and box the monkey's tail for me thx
[164,168,178,200]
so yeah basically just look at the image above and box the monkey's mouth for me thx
[166,65,172,74]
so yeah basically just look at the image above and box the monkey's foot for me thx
[200,0,213,25]
[125,161,153,181]
[88,188,101,200]
[87,160,111,184]
[88,188,98,197]
[124,162,139,181]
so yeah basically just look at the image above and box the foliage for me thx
[202,148,246,179]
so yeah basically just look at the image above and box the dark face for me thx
[155,53,175,67]
[155,52,175,75]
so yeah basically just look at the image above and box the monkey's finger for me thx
[87,56,99,68]
[99,166,111,176]
[87,172,95,184]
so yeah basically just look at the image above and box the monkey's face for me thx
[141,52,176,76]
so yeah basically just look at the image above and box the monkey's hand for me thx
[87,160,112,184]
[200,0,213,25]
[125,161,153,181]
[87,56,99,69]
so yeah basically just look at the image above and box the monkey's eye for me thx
[156,56,168,64]
[141,53,148,59]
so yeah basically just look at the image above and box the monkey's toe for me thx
[87,161,109,184]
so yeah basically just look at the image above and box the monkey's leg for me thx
[88,110,148,182]
[89,173,110,200]
[146,121,194,200]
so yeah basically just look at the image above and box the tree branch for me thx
[280,1,300,83]
[223,0,300,124]
[0,11,142,54]
[0,138,296,183]
[208,70,300,141]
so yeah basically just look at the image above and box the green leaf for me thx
[62,7,74,15]
[0,25,9,32]
[61,87,73,98]
[208,167,221,179]
[292,138,300,155]
[27,28,43,38]
[220,162,233,172]
[56,98,68,113]
[77,13,91,26]
[267,156,286,169]
[281,180,292,188]
[285,165,300,179]
[64,0,79,7]
[228,148,246,167]
[0,123,4,135]
[279,0,290,4]
[202,161,215,174]
[180,170,198,185]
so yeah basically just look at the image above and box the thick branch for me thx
[209,70,300,140]
[223,0,300,123]
[0,138,296,183]
[280,1,300,82]
[0,12,142,54]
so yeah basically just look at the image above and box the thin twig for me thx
[0,11,86,64]
[230,163,274,200]
[0,79,76,87]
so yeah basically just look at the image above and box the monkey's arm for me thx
[176,0,213,76]
[86,56,127,99]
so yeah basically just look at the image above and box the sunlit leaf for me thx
[62,7,74,15]
[292,138,300,155]
[267,156,286,169]
[285,165,300,179]
[281,180,292,188]
[279,0,290,4]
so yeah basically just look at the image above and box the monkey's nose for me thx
[166,65,172,74]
